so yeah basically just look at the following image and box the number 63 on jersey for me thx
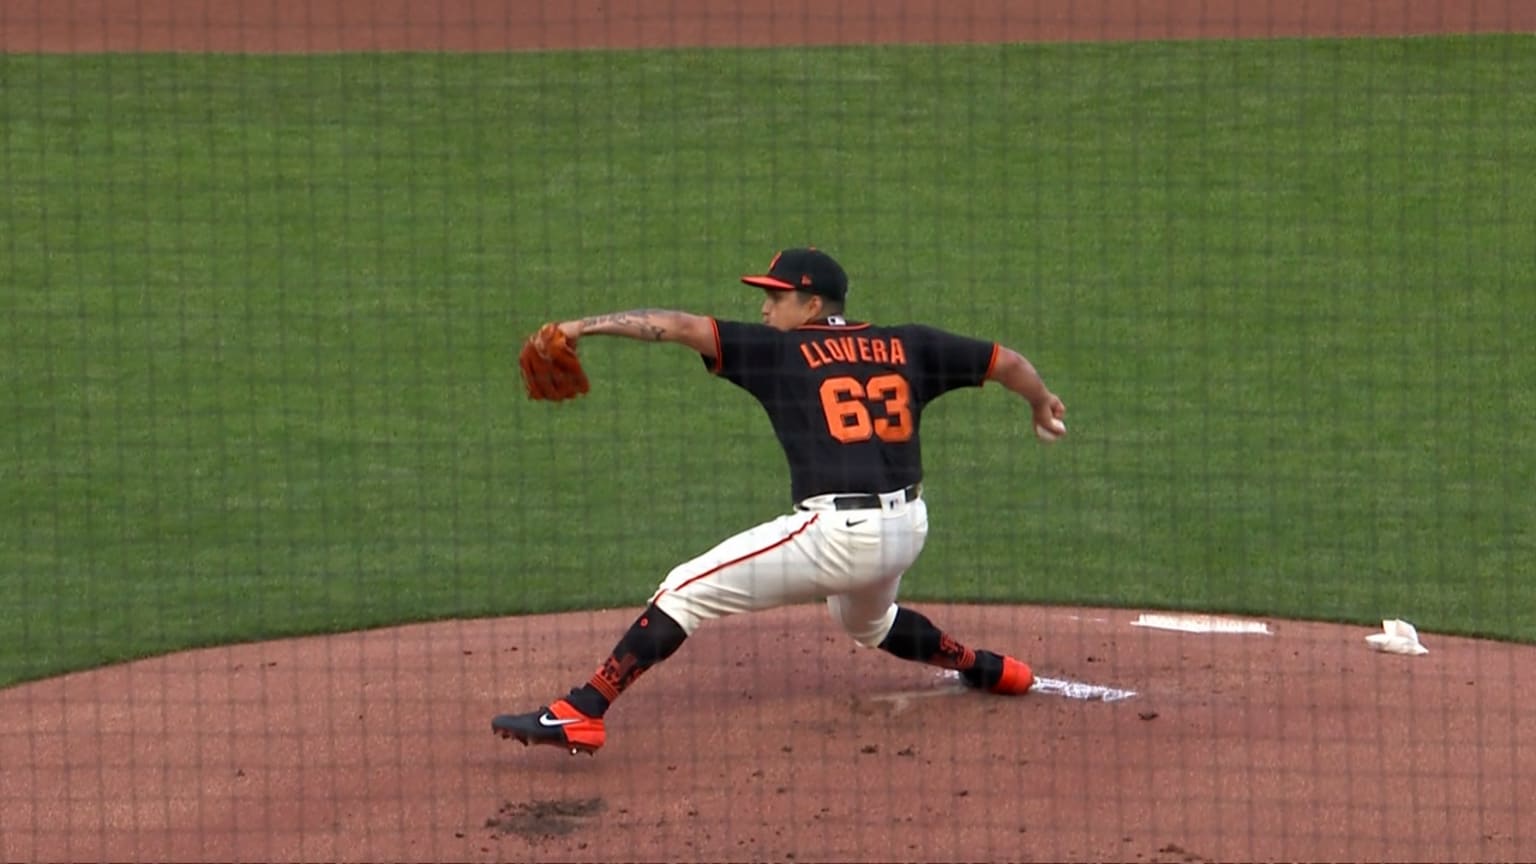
[819,374,912,444]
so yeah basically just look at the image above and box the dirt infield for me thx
[3,1,1534,861]
[3,0,1534,52]
[5,604,1534,862]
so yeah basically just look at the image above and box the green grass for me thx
[3,36,1534,686]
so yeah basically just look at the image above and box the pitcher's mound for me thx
[2,604,1532,862]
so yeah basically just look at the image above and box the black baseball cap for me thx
[740,247,848,303]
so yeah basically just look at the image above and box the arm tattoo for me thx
[580,309,670,341]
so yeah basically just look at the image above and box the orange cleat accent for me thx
[990,656,1035,695]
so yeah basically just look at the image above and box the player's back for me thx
[707,316,999,502]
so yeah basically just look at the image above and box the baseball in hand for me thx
[1035,417,1066,443]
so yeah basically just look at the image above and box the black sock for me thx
[564,605,688,717]
[878,606,1005,689]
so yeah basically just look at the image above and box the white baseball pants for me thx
[651,489,929,647]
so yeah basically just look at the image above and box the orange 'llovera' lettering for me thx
[800,343,823,369]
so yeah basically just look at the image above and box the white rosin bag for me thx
[1365,618,1428,655]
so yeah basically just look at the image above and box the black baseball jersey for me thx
[702,317,1000,503]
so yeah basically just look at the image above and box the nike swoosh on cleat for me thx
[538,713,581,727]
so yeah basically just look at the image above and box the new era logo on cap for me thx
[741,247,848,303]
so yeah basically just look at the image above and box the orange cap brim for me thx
[741,275,796,291]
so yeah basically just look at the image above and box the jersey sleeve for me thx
[701,318,782,388]
[904,324,1001,403]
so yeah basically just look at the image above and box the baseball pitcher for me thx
[500,247,1067,754]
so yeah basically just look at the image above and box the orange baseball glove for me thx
[518,323,589,402]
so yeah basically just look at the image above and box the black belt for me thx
[798,483,922,512]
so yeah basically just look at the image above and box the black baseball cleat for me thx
[491,699,605,755]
